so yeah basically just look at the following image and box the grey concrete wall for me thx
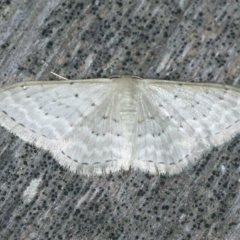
[0,0,240,239]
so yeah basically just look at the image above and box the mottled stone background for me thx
[0,0,240,239]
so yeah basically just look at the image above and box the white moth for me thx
[0,76,239,175]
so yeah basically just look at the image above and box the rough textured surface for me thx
[0,0,240,239]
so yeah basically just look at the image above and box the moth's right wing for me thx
[132,79,240,175]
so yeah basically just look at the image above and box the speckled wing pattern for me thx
[132,79,240,174]
[0,77,239,176]
[0,79,127,175]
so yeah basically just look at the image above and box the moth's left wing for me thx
[0,79,127,175]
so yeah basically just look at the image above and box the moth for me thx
[0,76,239,175]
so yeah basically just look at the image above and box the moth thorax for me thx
[114,78,138,131]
